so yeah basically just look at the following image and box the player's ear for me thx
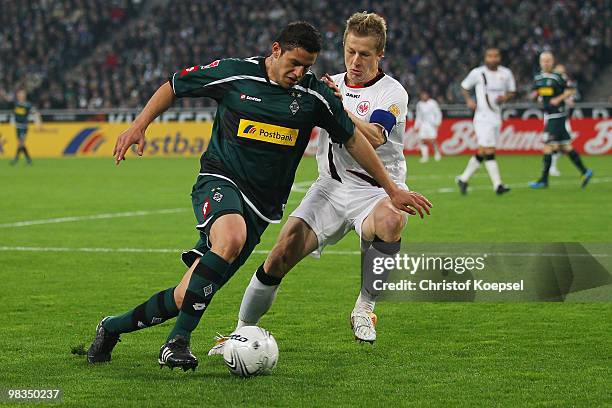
[271,42,282,59]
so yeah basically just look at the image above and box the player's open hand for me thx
[389,189,432,218]
[113,125,146,165]
[322,73,342,100]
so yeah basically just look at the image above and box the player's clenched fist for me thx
[389,189,432,218]
[113,126,146,165]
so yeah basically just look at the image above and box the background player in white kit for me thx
[414,90,443,163]
[456,48,516,195]
[209,12,431,351]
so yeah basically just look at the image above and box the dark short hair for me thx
[276,21,322,54]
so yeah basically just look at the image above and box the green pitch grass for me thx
[1,155,610,407]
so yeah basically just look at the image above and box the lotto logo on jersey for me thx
[240,93,262,103]
[237,119,299,146]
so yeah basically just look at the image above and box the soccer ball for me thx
[222,326,279,377]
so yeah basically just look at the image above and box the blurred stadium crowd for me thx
[1,0,609,109]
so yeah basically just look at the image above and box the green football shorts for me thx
[180,174,269,284]
[544,117,571,145]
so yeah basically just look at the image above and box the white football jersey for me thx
[415,98,442,130]
[316,72,409,187]
[461,65,515,124]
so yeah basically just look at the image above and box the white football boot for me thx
[350,309,378,343]
[207,332,229,356]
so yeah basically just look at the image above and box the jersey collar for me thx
[344,69,385,89]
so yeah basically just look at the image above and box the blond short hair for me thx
[343,12,387,54]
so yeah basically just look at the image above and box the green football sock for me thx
[568,150,587,174]
[103,287,179,334]
[167,251,229,342]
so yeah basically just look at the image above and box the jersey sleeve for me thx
[373,85,408,133]
[169,59,234,100]
[313,80,355,144]
[461,68,478,91]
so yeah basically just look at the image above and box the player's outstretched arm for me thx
[113,82,175,164]
[344,128,432,218]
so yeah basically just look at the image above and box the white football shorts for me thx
[418,123,438,140]
[290,177,409,257]
[473,120,500,147]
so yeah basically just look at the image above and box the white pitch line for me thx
[0,246,608,257]
[0,245,360,256]
[0,208,189,229]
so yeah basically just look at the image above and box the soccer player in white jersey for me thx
[209,12,431,350]
[414,90,443,162]
[456,48,516,195]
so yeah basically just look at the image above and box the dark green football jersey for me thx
[533,72,570,115]
[170,57,355,223]
[13,101,32,128]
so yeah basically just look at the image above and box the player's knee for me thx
[376,212,405,242]
[215,232,246,263]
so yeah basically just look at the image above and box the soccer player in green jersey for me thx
[529,51,592,189]
[87,22,432,371]
[548,63,577,177]
[2,89,40,165]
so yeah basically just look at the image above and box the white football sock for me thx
[551,152,560,170]
[355,291,376,313]
[459,156,481,182]
[484,159,502,189]
[237,271,279,329]
[420,144,429,160]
